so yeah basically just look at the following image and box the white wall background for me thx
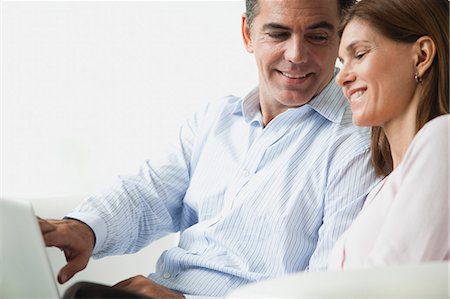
[1,0,258,200]
[1,1,347,295]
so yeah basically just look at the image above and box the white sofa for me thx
[31,196,179,295]
[228,261,449,298]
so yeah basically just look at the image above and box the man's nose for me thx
[285,37,307,64]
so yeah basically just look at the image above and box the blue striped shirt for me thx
[67,73,380,298]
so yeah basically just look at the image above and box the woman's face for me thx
[336,19,418,127]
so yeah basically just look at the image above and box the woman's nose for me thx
[336,64,355,87]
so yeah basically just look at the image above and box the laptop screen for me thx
[1,198,60,299]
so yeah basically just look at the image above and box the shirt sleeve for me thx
[65,104,207,258]
[307,143,379,271]
[364,116,449,265]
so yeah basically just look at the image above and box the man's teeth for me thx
[281,72,307,79]
[351,90,365,101]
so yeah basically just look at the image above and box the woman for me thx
[329,0,449,270]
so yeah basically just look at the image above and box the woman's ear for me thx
[241,13,254,53]
[414,36,436,78]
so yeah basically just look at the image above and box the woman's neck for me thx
[383,96,420,169]
[384,123,416,169]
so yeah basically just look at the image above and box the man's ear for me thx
[413,36,436,78]
[241,13,254,53]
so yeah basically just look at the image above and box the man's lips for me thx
[277,70,312,80]
[280,71,307,79]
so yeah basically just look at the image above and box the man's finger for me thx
[41,230,69,248]
[38,218,56,233]
[57,255,89,284]
[112,276,134,288]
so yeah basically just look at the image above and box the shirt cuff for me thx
[64,211,108,255]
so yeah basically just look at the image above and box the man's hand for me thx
[113,275,185,299]
[38,218,95,284]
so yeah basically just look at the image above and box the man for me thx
[40,0,379,298]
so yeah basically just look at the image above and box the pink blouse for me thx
[328,115,449,270]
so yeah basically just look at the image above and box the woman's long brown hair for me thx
[339,0,449,176]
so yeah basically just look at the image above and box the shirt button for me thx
[162,272,171,279]
[242,169,250,177]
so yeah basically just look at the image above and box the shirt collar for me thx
[232,87,263,126]
[305,68,347,124]
[233,68,347,125]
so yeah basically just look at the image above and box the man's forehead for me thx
[254,2,339,33]
[255,0,339,27]
[257,0,339,21]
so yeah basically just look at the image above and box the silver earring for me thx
[415,73,423,83]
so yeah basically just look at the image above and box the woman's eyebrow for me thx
[347,40,371,51]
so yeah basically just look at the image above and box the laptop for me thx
[1,198,152,299]
[1,198,60,298]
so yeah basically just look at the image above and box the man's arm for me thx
[307,147,379,271]
[39,102,210,283]
[75,103,210,258]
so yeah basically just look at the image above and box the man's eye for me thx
[267,32,289,39]
[307,35,328,44]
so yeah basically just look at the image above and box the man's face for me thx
[242,0,340,123]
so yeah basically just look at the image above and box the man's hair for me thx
[338,0,449,176]
[245,0,356,31]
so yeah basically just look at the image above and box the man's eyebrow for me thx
[261,21,335,32]
[307,21,335,31]
[262,23,290,31]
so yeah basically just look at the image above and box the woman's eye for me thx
[355,51,367,60]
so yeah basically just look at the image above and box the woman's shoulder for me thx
[412,114,448,147]
[418,114,449,137]
[404,114,448,164]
